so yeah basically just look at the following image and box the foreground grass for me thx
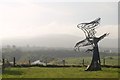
[2,67,119,78]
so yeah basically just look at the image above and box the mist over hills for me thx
[2,34,118,61]
[2,34,118,49]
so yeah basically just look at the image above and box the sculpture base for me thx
[85,62,101,71]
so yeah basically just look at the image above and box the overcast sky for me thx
[0,0,118,39]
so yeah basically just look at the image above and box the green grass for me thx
[2,67,119,78]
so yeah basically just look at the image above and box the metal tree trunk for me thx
[85,43,101,71]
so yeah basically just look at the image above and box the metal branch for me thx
[98,33,109,41]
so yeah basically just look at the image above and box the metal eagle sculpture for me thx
[74,18,109,71]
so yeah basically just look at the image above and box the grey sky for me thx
[0,1,118,39]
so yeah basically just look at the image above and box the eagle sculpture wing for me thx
[74,38,93,51]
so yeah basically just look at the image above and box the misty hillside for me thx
[2,46,118,62]
[2,34,118,48]
[2,34,118,62]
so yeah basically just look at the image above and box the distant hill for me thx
[2,34,118,62]
[2,34,118,48]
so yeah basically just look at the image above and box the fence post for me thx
[45,59,47,66]
[13,57,16,67]
[2,58,5,73]
[2,58,5,67]
[63,60,65,66]
[82,59,84,66]
[103,58,105,66]
[29,60,31,66]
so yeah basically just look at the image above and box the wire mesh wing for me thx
[78,18,100,29]
[74,38,93,51]
[74,18,109,53]
[77,18,101,38]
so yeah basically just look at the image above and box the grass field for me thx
[1,56,119,79]
[2,67,119,78]
[49,56,119,66]
[65,56,118,66]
